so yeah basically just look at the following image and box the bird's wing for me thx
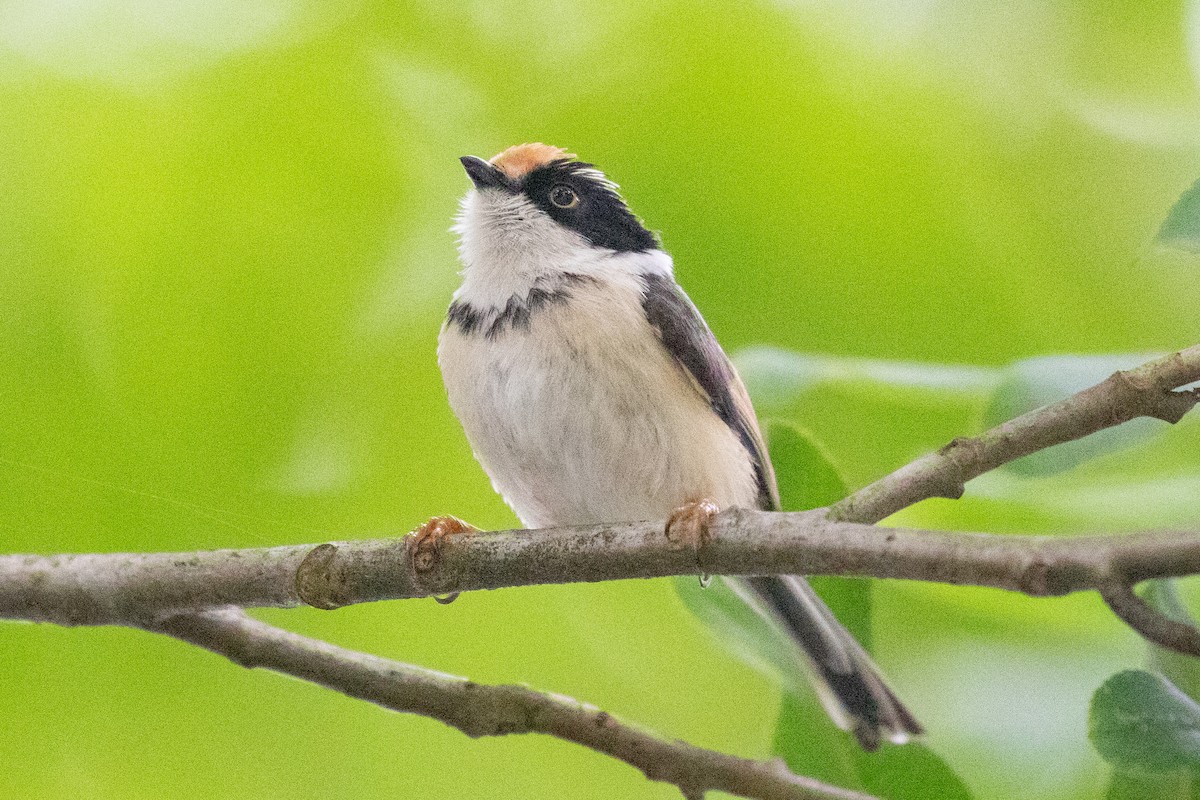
[638,272,780,511]
[640,275,922,749]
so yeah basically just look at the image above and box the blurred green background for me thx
[2,1,1199,798]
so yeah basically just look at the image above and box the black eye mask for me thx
[521,161,659,253]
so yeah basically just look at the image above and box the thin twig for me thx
[1098,582,1200,657]
[153,607,875,800]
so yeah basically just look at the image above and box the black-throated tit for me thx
[438,143,922,750]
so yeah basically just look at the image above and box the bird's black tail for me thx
[731,575,923,751]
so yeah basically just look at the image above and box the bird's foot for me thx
[665,498,720,554]
[409,515,476,604]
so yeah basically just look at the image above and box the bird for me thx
[432,142,922,750]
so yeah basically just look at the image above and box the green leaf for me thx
[1146,581,1200,701]
[1157,178,1200,252]
[762,422,971,798]
[738,346,1000,415]
[674,575,811,694]
[767,421,872,646]
[736,347,1002,490]
[1090,670,1200,774]
[766,420,848,511]
[1106,770,1198,800]
[1105,584,1200,799]
[774,692,975,799]
[773,691,868,790]
[855,741,976,800]
[984,354,1163,476]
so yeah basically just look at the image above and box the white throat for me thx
[451,188,674,309]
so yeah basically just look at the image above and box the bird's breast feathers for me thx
[438,270,759,528]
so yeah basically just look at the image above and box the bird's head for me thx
[453,144,660,291]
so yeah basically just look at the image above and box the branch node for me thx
[929,438,971,499]
[1099,579,1200,658]
[1110,366,1153,393]
[1109,366,1200,424]
[1156,388,1200,424]
[1017,556,1053,597]
[933,480,966,501]
[295,544,345,610]
[936,436,969,456]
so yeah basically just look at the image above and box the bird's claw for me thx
[665,498,720,554]
[409,515,476,603]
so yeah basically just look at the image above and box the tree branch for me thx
[5,519,1200,624]
[4,343,1200,800]
[829,344,1200,524]
[1099,581,1200,657]
[150,607,873,800]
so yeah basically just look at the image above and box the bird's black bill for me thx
[460,156,508,190]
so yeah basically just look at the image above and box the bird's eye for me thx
[549,185,579,208]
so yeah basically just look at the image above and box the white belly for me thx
[437,275,758,528]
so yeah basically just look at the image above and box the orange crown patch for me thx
[489,143,575,180]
